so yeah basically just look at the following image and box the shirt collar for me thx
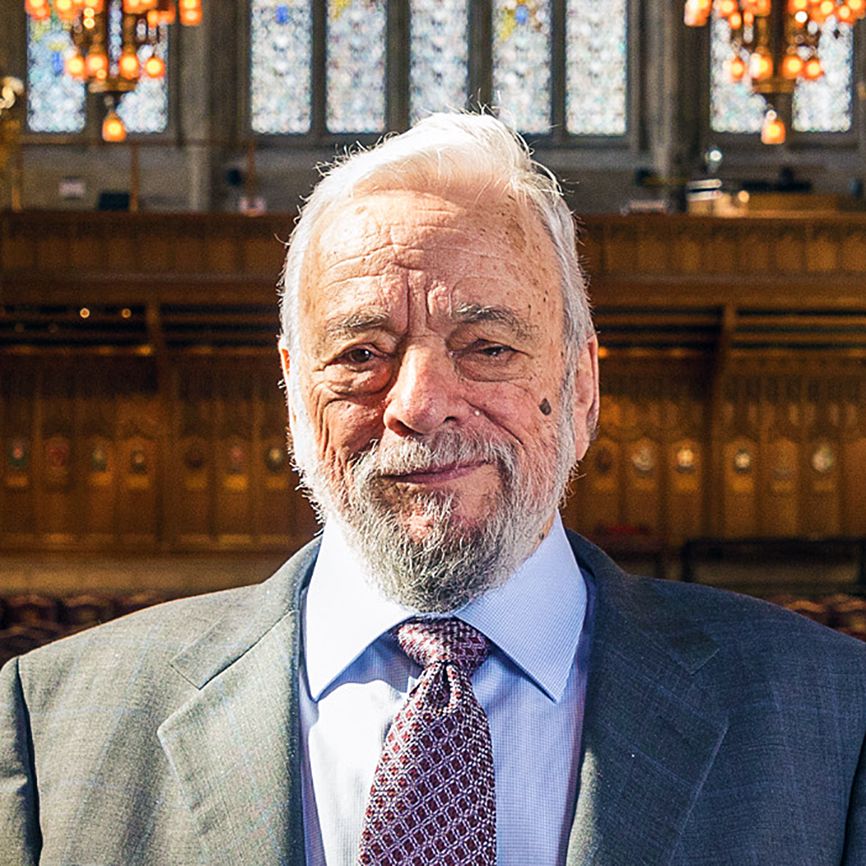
[303,513,587,704]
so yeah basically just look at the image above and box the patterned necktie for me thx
[357,617,497,865]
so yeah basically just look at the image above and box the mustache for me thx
[349,431,517,479]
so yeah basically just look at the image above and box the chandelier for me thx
[24,0,203,141]
[684,0,864,143]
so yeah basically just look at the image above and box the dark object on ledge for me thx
[681,537,866,587]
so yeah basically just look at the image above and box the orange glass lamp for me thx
[685,0,863,143]
[101,108,127,142]
[760,109,786,143]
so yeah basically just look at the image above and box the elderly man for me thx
[2,113,866,866]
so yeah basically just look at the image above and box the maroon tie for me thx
[357,618,496,865]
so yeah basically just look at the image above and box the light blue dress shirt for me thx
[299,513,590,866]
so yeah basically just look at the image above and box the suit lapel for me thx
[565,535,729,866]
[157,542,319,866]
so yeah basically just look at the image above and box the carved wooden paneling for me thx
[0,365,37,540]
[669,225,704,273]
[739,231,772,274]
[806,229,840,273]
[771,230,806,274]
[173,366,214,545]
[840,231,866,272]
[214,370,254,543]
[801,378,842,536]
[720,376,761,537]
[75,360,119,543]
[39,367,76,541]
[707,227,738,274]
[3,213,866,560]
[761,377,802,535]
[623,436,661,532]
[115,366,160,545]
[256,372,313,546]
[843,377,866,536]
[636,225,669,273]
[572,434,622,534]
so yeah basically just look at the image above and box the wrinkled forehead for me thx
[299,187,558,295]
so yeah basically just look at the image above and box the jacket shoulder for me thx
[568,530,866,674]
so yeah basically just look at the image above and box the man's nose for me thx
[382,344,467,436]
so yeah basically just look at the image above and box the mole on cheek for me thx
[539,398,552,416]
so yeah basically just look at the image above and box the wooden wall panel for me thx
[257,373,304,545]
[569,435,622,534]
[623,436,661,532]
[115,366,160,545]
[3,214,866,559]
[720,377,760,537]
[722,436,759,536]
[807,230,840,273]
[214,372,254,543]
[772,230,806,273]
[0,365,37,541]
[667,438,704,545]
[73,231,104,270]
[173,367,214,545]
[842,377,866,535]
[1,354,864,555]
[38,367,77,542]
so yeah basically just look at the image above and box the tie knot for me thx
[396,618,489,675]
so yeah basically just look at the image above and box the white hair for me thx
[277,111,594,366]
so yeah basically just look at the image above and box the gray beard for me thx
[335,432,561,612]
[287,371,576,612]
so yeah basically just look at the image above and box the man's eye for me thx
[478,344,513,359]
[341,347,376,365]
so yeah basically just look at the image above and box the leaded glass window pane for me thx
[492,0,552,134]
[409,0,469,122]
[709,16,763,133]
[327,0,387,133]
[26,14,86,134]
[565,0,627,135]
[793,18,852,133]
[250,0,312,134]
[116,38,169,134]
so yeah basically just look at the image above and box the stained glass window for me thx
[327,0,387,133]
[711,14,854,134]
[709,16,764,133]
[116,40,169,134]
[409,0,469,122]
[565,0,628,135]
[248,0,632,140]
[26,13,86,134]
[793,20,852,133]
[250,0,312,134]
[492,0,552,134]
[109,8,169,136]
[27,10,169,135]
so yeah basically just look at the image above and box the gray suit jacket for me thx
[2,533,865,865]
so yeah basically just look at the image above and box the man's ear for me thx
[278,334,291,384]
[572,333,600,462]
[277,335,297,425]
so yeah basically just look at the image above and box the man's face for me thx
[282,188,597,610]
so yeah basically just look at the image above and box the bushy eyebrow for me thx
[451,302,535,341]
[322,308,392,344]
[320,302,535,348]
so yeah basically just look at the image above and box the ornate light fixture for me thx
[24,0,202,141]
[684,0,865,143]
